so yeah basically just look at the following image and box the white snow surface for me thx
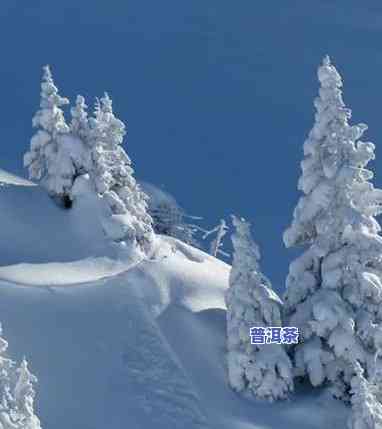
[0,170,349,428]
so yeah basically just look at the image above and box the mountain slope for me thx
[0,170,349,429]
[0,273,211,429]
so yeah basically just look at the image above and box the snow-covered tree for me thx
[87,93,154,252]
[0,325,41,429]
[226,215,293,401]
[284,56,382,400]
[70,95,91,144]
[0,330,15,426]
[348,362,382,429]
[141,182,209,248]
[12,359,41,429]
[24,65,76,206]
[150,202,200,246]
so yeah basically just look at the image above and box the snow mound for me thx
[0,171,113,265]
[135,235,229,314]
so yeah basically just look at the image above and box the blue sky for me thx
[2,1,382,290]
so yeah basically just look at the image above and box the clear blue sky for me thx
[1,1,382,291]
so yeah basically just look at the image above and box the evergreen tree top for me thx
[100,92,113,114]
[39,64,69,110]
[284,56,382,249]
[75,94,87,109]
[317,54,342,89]
[42,64,53,84]
[71,95,88,119]
[94,97,101,117]
[231,215,260,271]
[90,93,126,142]
[70,94,90,140]
[322,54,331,67]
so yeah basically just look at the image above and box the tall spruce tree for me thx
[284,56,382,401]
[226,215,293,401]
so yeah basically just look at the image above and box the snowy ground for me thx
[0,170,349,428]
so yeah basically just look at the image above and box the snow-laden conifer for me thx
[12,359,41,429]
[70,95,91,144]
[284,56,382,399]
[24,65,76,204]
[0,326,41,429]
[0,329,15,428]
[88,93,154,251]
[226,215,293,401]
[348,362,382,429]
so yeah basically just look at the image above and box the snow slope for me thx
[0,170,349,428]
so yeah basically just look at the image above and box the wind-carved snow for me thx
[0,258,129,286]
[0,169,35,187]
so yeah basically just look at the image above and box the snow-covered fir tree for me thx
[347,361,382,429]
[12,359,41,429]
[284,56,382,401]
[226,215,293,401]
[0,326,41,429]
[24,65,76,206]
[70,95,91,145]
[87,93,154,252]
[0,329,15,428]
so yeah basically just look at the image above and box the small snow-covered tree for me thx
[0,325,41,429]
[141,182,206,248]
[24,65,76,205]
[12,359,41,429]
[150,203,202,247]
[0,331,15,425]
[70,95,90,145]
[348,362,382,429]
[88,93,154,252]
[150,200,190,241]
[284,56,382,400]
[226,215,293,401]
